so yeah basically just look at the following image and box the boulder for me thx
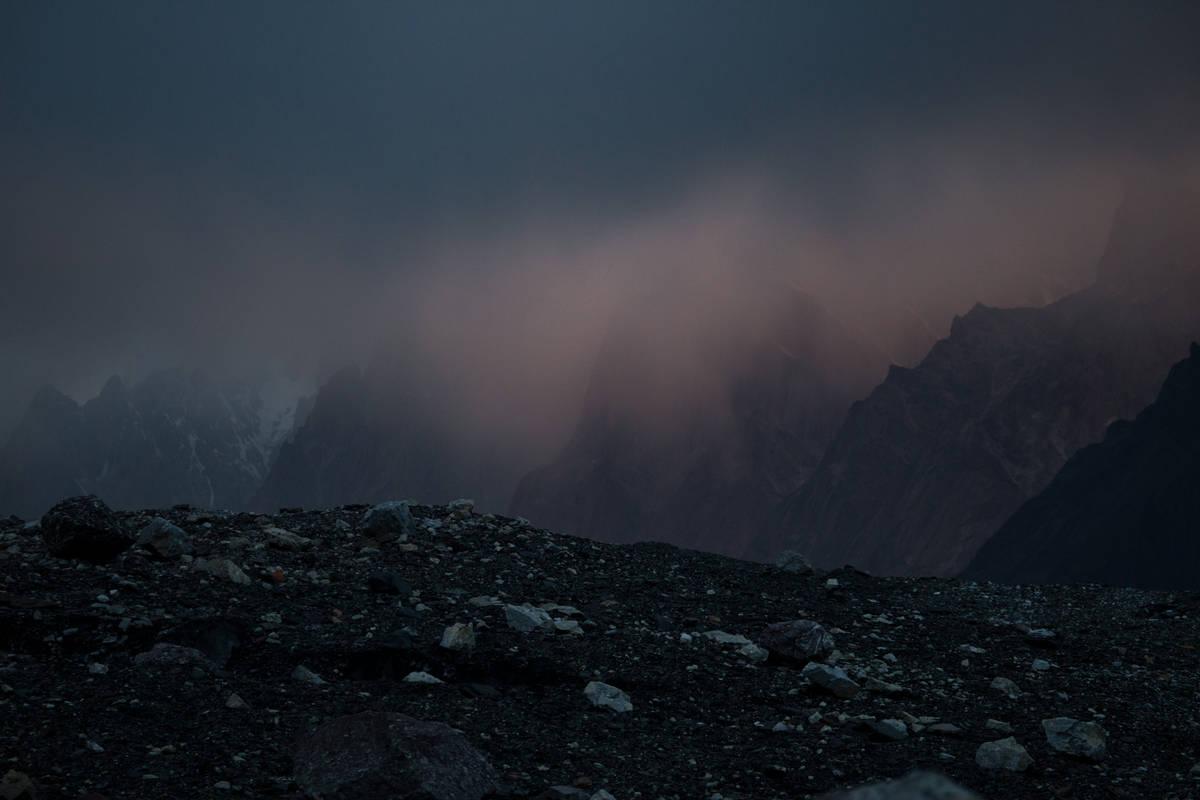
[975,737,1033,771]
[775,550,814,575]
[135,517,192,559]
[584,681,633,713]
[39,496,132,563]
[1042,717,1107,761]
[505,604,554,632]
[759,619,835,661]
[361,501,419,542]
[293,711,497,800]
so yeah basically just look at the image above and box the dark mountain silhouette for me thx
[510,280,887,558]
[773,182,1200,577]
[964,342,1200,589]
[0,369,301,518]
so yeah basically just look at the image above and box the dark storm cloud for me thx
[1,1,1199,441]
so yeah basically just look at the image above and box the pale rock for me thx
[584,681,633,713]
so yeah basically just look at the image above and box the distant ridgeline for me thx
[964,342,1200,590]
[0,370,303,519]
[4,182,1199,593]
[772,181,1200,581]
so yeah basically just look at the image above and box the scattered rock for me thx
[866,718,908,741]
[39,496,132,563]
[703,630,753,646]
[403,671,444,684]
[263,526,312,551]
[361,501,419,542]
[1042,717,1107,761]
[135,517,192,559]
[802,662,860,699]
[292,711,498,800]
[989,676,1021,699]
[775,550,814,576]
[759,620,836,661]
[975,738,1033,772]
[367,571,412,596]
[1,770,39,800]
[133,643,213,669]
[817,770,981,799]
[738,643,769,663]
[984,719,1013,734]
[292,665,327,686]
[505,604,554,632]
[197,558,251,585]
[225,693,248,709]
[584,681,633,713]
[440,623,475,651]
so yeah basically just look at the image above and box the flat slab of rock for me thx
[293,711,497,800]
[818,770,981,799]
[759,619,836,661]
[505,603,553,632]
[1042,717,1107,761]
[40,496,132,563]
[802,662,861,699]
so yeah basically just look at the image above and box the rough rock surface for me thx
[292,711,498,800]
[965,343,1200,589]
[2,502,1200,798]
[39,495,133,563]
[759,619,836,662]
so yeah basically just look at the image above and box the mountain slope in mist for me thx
[0,369,302,519]
[775,185,1200,577]
[510,281,887,558]
[964,342,1200,589]
[253,359,529,513]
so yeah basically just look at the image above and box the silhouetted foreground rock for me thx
[2,499,1199,798]
[39,495,132,563]
[293,711,498,800]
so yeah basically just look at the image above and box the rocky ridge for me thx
[965,342,1200,588]
[2,496,1199,799]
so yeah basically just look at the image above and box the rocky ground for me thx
[2,497,1199,799]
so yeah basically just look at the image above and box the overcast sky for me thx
[2,1,1199,439]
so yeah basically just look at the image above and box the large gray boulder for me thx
[293,712,497,800]
[40,495,133,563]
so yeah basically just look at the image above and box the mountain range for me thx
[772,186,1200,577]
[0,369,303,519]
[2,183,1198,589]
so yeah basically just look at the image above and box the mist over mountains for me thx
[2,177,1198,591]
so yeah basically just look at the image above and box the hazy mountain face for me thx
[0,370,304,518]
[510,281,888,557]
[773,188,1200,577]
[964,342,1200,589]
